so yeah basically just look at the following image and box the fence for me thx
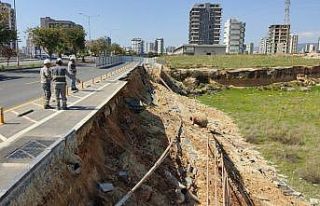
[95,56,156,68]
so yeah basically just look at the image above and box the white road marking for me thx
[10,110,38,123]
[26,80,40,85]
[32,102,43,108]
[0,133,7,141]
[0,81,112,148]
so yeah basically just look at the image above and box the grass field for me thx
[163,55,320,69]
[198,87,320,198]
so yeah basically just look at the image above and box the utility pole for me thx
[79,13,99,41]
[14,0,19,67]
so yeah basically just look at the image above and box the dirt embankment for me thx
[38,66,307,205]
[162,66,320,93]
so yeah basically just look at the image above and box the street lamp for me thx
[78,13,99,40]
[13,0,19,66]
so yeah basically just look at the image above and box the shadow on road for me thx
[0,74,23,82]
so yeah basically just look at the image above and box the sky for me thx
[5,0,320,47]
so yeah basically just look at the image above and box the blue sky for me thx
[6,0,320,47]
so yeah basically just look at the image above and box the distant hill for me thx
[298,43,319,52]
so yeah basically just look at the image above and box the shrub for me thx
[298,158,320,184]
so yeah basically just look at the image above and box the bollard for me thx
[81,81,84,90]
[0,107,4,124]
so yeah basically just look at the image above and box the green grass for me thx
[162,55,320,69]
[198,87,320,198]
[0,63,43,72]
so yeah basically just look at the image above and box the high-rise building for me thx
[309,44,315,53]
[223,18,246,54]
[0,1,16,49]
[131,38,144,55]
[245,43,254,54]
[267,24,290,54]
[40,17,83,29]
[189,3,222,45]
[304,44,311,53]
[289,35,298,54]
[155,38,164,55]
[259,38,268,54]
[145,42,155,54]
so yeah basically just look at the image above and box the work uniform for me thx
[52,65,72,109]
[40,66,52,107]
[68,60,77,90]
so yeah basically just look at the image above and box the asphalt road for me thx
[0,63,125,109]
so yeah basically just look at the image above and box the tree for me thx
[0,13,17,48]
[86,37,111,56]
[63,27,86,55]
[110,43,125,55]
[29,26,86,58]
[30,27,62,58]
[1,47,16,66]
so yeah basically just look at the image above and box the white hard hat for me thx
[70,56,76,60]
[56,58,63,63]
[44,59,51,65]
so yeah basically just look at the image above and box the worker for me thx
[68,56,78,91]
[52,58,80,110]
[40,59,53,109]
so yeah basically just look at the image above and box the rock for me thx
[118,170,129,183]
[191,113,208,128]
[310,198,320,205]
[185,177,193,188]
[292,191,302,197]
[300,87,311,92]
[98,183,114,193]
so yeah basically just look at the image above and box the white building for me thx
[155,38,164,55]
[131,38,144,55]
[223,18,246,54]
[289,35,298,54]
[259,38,268,54]
[309,44,315,53]
[145,42,155,54]
[304,44,315,53]
[245,43,254,54]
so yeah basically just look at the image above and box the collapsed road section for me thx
[0,63,307,205]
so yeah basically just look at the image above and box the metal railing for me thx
[95,56,156,68]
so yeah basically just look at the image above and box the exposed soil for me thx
[41,66,307,205]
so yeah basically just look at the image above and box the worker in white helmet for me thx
[52,58,80,110]
[40,59,53,109]
[68,56,78,91]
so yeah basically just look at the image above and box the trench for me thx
[166,65,320,88]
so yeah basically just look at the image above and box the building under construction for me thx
[267,24,291,54]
